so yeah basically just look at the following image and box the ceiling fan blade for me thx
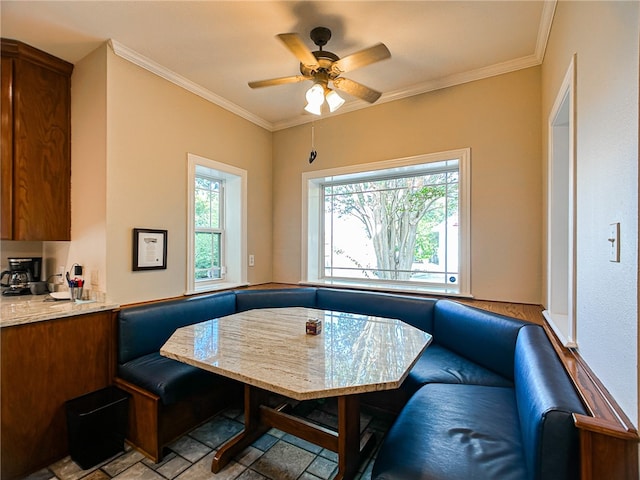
[248,75,308,88]
[331,43,391,75]
[276,33,320,69]
[333,77,382,103]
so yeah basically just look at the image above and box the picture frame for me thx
[133,228,167,271]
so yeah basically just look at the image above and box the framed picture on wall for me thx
[133,228,167,270]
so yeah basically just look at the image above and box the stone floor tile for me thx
[306,455,338,479]
[142,452,176,470]
[251,433,278,452]
[281,433,323,454]
[251,441,315,480]
[318,449,338,463]
[189,417,243,449]
[298,473,323,480]
[234,470,267,480]
[22,468,56,480]
[175,452,243,480]
[81,470,111,480]
[234,446,263,467]
[111,463,164,480]
[155,455,191,479]
[49,456,98,480]
[168,435,212,463]
[102,450,146,477]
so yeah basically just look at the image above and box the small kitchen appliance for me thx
[0,257,42,295]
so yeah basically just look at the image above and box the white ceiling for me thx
[1,1,554,131]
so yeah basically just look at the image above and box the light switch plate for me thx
[609,223,620,262]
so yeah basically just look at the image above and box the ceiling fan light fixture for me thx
[305,83,325,107]
[325,89,345,112]
[304,101,323,116]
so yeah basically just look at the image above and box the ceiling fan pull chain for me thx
[309,122,317,164]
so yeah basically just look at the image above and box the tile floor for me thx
[24,398,395,480]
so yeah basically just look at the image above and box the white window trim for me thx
[301,148,471,297]
[186,153,248,294]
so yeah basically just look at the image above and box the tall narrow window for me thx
[187,153,248,294]
[303,149,470,296]
[194,174,224,281]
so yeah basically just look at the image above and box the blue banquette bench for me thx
[114,287,585,479]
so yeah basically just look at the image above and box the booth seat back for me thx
[433,300,528,381]
[118,291,237,364]
[316,288,436,332]
[235,287,318,312]
[515,325,585,480]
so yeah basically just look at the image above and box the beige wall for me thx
[541,1,639,427]
[273,67,542,304]
[63,43,108,296]
[100,47,272,304]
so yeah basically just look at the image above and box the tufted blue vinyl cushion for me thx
[118,352,230,405]
[433,300,528,381]
[235,287,317,312]
[118,291,237,365]
[514,325,585,480]
[403,344,513,395]
[372,383,528,480]
[316,288,436,332]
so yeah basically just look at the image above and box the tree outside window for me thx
[305,152,467,295]
[194,175,223,281]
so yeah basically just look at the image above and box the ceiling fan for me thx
[248,27,391,115]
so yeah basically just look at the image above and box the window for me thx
[195,174,223,281]
[302,149,470,296]
[187,153,247,294]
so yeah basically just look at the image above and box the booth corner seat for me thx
[115,287,586,478]
[371,303,586,480]
[114,291,243,462]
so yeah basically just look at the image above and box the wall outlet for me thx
[249,254,255,267]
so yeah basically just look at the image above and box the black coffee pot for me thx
[1,257,42,295]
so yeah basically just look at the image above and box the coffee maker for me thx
[0,257,42,295]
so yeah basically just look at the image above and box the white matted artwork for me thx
[133,228,167,270]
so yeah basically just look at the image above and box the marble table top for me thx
[161,307,432,400]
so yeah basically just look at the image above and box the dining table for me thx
[160,306,432,480]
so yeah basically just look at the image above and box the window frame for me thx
[301,148,471,297]
[187,153,248,294]
[194,172,224,282]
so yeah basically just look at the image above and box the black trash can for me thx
[65,386,129,469]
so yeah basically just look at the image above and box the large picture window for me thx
[187,153,248,294]
[303,149,470,296]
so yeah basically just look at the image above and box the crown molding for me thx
[109,0,557,134]
[108,39,273,131]
[536,0,558,62]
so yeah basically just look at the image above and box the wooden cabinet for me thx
[0,311,116,480]
[1,39,73,240]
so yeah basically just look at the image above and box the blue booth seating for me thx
[115,287,585,479]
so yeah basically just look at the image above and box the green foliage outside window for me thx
[195,176,222,280]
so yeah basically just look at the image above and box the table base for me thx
[211,384,376,480]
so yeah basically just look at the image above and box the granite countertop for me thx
[0,294,119,328]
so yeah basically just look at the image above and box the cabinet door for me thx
[1,56,13,239]
[12,56,71,240]
[0,312,116,479]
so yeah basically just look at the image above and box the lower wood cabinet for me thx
[1,311,116,479]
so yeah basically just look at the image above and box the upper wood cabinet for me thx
[1,39,73,241]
